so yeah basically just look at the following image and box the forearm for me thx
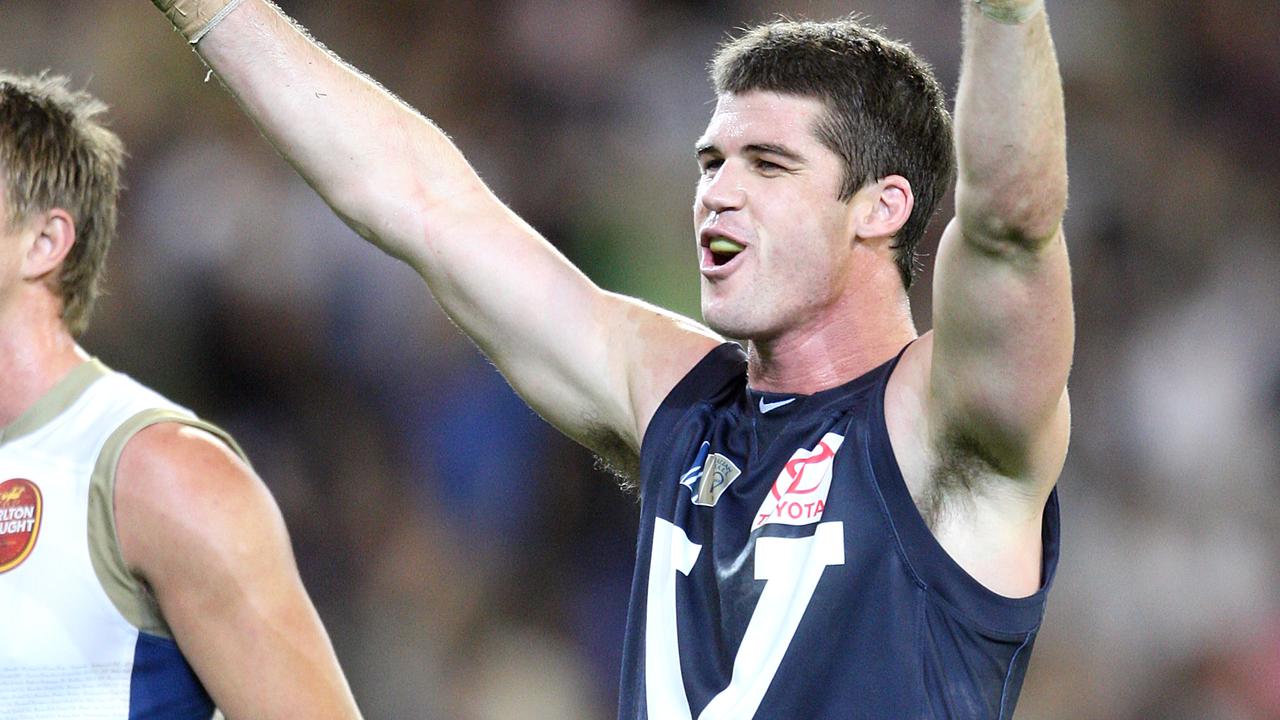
[181,1,485,264]
[955,0,1067,248]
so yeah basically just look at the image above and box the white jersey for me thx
[0,359,239,720]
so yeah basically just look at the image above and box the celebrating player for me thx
[148,0,1071,717]
[0,73,361,719]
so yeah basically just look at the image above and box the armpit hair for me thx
[594,453,639,497]
[917,431,1002,530]
[578,412,640,496]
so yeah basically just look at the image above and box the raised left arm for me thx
[927,0,1072,489]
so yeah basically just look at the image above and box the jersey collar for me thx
[0,359,109,445]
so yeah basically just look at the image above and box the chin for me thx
[702,282,790,341]
[703,305,767,343]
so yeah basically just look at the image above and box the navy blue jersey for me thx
[618,343,1060,719]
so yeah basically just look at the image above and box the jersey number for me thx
[645,517,845,719]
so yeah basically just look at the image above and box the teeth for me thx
[708,238,745,255]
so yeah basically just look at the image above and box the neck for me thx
[0,296,87,427]
[746,282,917,395]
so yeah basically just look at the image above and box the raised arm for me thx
[925,0,1072,490]
[149,0,719,469]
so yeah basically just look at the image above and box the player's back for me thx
[619,343,1060,719]
[0,359,231,720]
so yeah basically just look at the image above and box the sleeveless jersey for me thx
[619,343,1060,719]
[0,359,241,720]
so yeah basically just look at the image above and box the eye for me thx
[754,158,784,173]
[699,158,723,177]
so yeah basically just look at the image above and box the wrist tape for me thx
[152,0,246,44]
[972,0,1045,25]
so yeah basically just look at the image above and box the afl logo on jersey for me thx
[0,478,42,573]
[679,441,742,508]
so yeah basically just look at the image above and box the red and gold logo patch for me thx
[0,478,41,573]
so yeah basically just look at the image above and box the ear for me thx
[856,175,914,243]
[21,209,76,281]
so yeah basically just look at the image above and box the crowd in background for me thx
[2,1,1277,717]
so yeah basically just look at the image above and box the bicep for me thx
[425,199,721,467]
[115,424,359,720]
[482,275,723,470]
[928,218,1073,478]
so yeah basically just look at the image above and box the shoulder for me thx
[113,421,286,584]
[626,312,731,440]
[640,342,746,444]
[116,422,253,506]
[667,341,748,404]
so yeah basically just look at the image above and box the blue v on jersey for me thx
[618,343,1060,719]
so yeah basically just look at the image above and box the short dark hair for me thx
[712,18,955,288]
[0,72,124,335]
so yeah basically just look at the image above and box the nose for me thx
[698,162,746,214]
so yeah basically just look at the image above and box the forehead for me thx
[697,91,828,151]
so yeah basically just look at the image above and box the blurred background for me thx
[3,0,1278,717]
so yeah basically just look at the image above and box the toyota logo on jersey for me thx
[752,432,844,531]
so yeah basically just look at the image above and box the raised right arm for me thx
[151,0,720,469]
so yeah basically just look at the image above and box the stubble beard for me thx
[701,283,783,345]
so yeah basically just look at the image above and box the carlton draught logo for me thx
[0,478,41,573]
[752,433,844,531]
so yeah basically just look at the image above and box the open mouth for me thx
[707,237,745,267]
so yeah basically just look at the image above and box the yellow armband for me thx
[972,0,1045,25]
[152,0,246,45]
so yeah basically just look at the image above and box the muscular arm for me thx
[115,423,360,720]
[151,0,719,467]
[883,1,1070,596]
[929,0,1072,486]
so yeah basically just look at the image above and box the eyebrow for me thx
[694,142,807,164]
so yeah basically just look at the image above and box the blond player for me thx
[0,72,361,720]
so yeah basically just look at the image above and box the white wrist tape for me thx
[152,0,247,45]
[972,0,1045,25]
[188,0,246,44]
